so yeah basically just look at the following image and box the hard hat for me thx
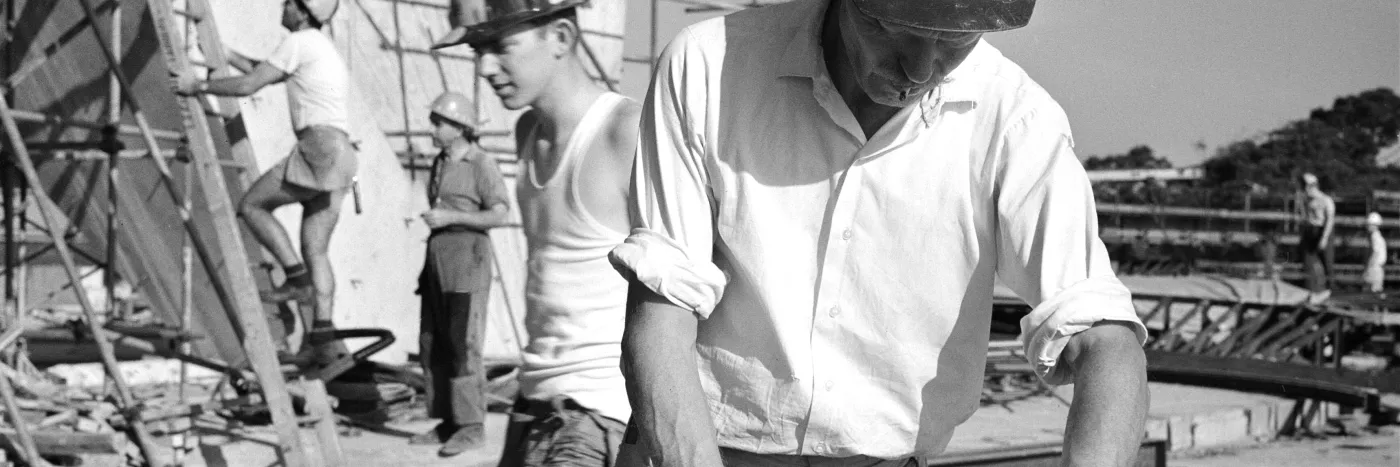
[295,0,340,25]
[429,91,479,130]
[431,0,588,50]
[1369,212,1383,227]
[851,0,1036,33]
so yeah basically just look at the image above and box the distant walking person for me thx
[410,92,512,457]
[1365,212,1387,295]
[178,0,353,357]
[1296,172,1335,303]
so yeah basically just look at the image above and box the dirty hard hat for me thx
[295,0,340,24]
[431,0,588,50]
[851,0,1036,32]
[430,91,480,130]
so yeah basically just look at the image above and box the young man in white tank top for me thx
[433,0,640,465]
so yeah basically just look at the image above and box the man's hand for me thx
[174,73,203,96]
[420,209,456,229]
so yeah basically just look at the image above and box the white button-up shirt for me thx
[617,0,1147,460]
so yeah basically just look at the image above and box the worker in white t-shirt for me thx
[1365,212,1387,295]
[177,0,352,360]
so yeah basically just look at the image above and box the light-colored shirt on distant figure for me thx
[1366,230,1387,292]
[1297,191,1335,227]
[619,0,1147,460]
[265,29,349,133]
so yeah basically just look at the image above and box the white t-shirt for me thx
[265,29,349,132]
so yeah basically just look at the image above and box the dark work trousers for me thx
[497,397,626,467]
[419,273,490,428]
[1299,225,1335,292]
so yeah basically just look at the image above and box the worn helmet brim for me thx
[431,26,471,50]
[851,0,1036,33]
[431,0,587,50]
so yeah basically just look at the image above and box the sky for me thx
[618,0,1400,167]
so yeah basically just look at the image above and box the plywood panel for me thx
[5,0,259,363]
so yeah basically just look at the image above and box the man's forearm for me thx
[621,286,723,466]
[201,76,260,97]
[446,205,509,231]
[1061,322,1148,467]
[226,52,257,74]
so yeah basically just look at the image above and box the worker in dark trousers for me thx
[1296,172,1335,303]
[411,91,511,457]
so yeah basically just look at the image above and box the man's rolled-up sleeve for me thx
[610,29,728,319]
[994,103,1148,385]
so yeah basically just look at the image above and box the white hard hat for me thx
[1368,212,1383,227]
[429,91,479,130]
[296,0,340,24]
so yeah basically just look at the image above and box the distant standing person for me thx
[1365,212,1387,295]
[410,91,512,457]
[1296,173,1335,303]
[177,0,353,357]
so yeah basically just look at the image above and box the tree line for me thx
[1089,87,1400,213]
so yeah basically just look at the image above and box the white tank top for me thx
[516,93,631,423]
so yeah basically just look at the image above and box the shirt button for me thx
[841,229,853,240]
[825,380,834,391]
[829,306,840,317]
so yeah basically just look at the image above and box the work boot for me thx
[438,423,486,457]
[260,264,313,303]
[260,283,313,303]
[409,422,455,445]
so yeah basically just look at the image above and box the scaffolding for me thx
[2,0,343,465]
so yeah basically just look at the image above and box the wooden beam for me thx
[1086,167,1203,183]
[6,108,183,140]
[1097,203,1398,228]
[0,429,127,455]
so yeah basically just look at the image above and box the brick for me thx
[1168,415,1193,451]
[1191,408,1251,448]
[1144,418,1169,442]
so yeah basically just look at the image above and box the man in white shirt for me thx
[610,0,1149,465]
[177,0,353,358]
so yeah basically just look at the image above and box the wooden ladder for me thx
[140,0,344,465]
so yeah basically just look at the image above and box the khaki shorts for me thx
[273,125,357,192]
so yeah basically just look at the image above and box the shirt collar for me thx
[775,0,989,106]
[774,0,829,80]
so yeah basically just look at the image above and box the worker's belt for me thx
[431,226,487,235]
[509,396,592,423]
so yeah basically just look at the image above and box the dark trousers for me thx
[1299,225,1335,292]
[497,397,626,467]
[419,279,489,427]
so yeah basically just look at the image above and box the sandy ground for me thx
[177,384,1399,466]
[1171,430,1399,467]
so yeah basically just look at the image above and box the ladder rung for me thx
[171,7,205,22]
[218,159,246,169]
[188,58,214,69]
[202,107,233,119]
